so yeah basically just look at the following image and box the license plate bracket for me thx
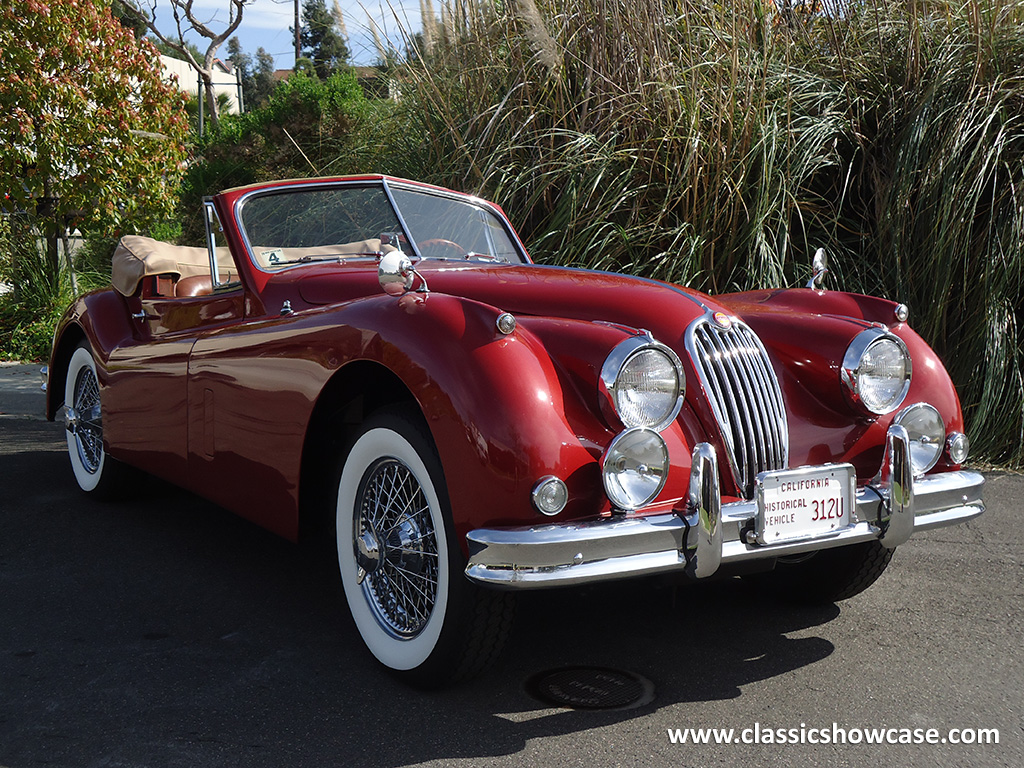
[755,464,856,546]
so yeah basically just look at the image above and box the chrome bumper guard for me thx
[465,426,985,589]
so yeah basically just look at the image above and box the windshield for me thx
[237,182,527,270]
[389,187,524,263]
[239,185,401,269]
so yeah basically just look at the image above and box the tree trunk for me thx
[59,225,78,294]
[202,70,220,131]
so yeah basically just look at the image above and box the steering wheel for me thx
[417,238,469,259]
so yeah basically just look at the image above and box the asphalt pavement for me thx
[0,367,1021,768]
[0,362,46,421]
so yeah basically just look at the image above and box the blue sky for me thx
[149,0,424,69]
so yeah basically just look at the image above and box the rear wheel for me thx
[750,541,895,603]
[64,343,133,498]
[335,407,514,687]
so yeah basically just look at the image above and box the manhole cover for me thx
[525,666,655,711]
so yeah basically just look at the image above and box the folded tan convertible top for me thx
[111,236,212,296]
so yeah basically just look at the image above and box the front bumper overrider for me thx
[464,425,985,589]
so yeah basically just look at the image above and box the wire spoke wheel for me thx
[63,342,134,499]
[335,408,515,686]
[356,457,440,638]
[70,363,104,473]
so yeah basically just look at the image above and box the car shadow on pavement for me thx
[1,423,838,768]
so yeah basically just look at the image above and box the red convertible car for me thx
[46,176,984,685]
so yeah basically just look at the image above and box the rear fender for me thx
[47,289,136,420]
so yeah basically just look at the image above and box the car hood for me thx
[415,261,724,346]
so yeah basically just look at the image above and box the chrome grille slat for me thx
[719,331,771,473]
[688,318,789,498]
[714,332,760,485]
[737,324,788,467]
[693,334,740,468]
[731,327,782,470]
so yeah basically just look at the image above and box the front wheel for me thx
[335,408,514,687]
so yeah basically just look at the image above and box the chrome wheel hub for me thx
[353,457,439,639]
[386,516,426,573]
[64,406,80,435]
[355,528,382,583]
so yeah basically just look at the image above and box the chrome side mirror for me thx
[378,250,429,295]
[806,248,828,290]
[379,251,414,295]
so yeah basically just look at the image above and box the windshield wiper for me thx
[267,252,381,266]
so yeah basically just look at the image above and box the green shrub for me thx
[0,217,109,362]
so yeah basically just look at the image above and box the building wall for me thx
[160,55,242,115]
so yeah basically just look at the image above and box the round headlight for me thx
[842,329,912,415]
[601,428,669,511]
[894,403,944,475]
[600,337,684,431]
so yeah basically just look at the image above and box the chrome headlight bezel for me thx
[599,335,684,432]
[893,402,945,476]
[841,328,912,415]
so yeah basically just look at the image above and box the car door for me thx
[103,204,245,483]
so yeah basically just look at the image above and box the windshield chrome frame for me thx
[203,198,240,290]
[232,177,532,276]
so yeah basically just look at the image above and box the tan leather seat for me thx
[175,275,213,297]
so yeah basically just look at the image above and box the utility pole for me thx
[294,0,301,67]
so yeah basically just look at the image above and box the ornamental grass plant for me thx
[345,0,1024,466]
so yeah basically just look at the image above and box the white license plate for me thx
[755,464,856,546]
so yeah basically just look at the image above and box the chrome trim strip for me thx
[379,178,423,260]
[465,462,984,589]
[524,264,711,313]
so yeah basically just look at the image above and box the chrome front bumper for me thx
[465,426,985,589]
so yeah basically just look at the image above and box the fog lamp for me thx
[601,428,669,511]
[946,432,969,465]
[894,403,944,475]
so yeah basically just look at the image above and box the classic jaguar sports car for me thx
[47,176,984,685]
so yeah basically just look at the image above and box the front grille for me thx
[689,318,789,498]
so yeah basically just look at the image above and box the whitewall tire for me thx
[64,343,132,498]
[337,421,450,671]
[65,345,109,492]
[335,408,514,686]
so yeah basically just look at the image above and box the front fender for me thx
[341,292,691,541]
[723,288,965,477]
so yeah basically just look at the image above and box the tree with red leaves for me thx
[0,0,190,275]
